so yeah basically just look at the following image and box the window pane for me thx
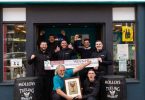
[113,22,136,78]
[3,24,27,80]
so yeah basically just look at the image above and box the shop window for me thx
[3,24,26,80]
[113,22,136,78]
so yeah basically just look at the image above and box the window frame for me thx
[2,22,26,82]
[112,21,137,80]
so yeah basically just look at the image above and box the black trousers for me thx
[40,71,54,100]
[87,96,98,100]
[52,91,66,100]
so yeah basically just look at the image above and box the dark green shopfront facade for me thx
[0,1,145,100]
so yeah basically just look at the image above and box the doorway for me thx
[36,23,104,48]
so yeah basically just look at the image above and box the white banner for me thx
[44,58,99,70]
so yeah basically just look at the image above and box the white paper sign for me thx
[117,44,129,60]
[119,59,127,72]
[10,59,22,67]
[44,58,99,70]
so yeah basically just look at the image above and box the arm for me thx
[56,89,73,100]
[101,50,113,66]
[28,54,36,65]
[73,60,91,74]
[53,76,73,100]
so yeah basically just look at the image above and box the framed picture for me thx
[64,77,82,98]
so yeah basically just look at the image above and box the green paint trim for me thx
[0,1,144,5]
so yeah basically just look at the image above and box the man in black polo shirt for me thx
[28,41,54,100]
[91,40,112,78]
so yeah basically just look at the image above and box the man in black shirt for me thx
[54,40,77,60]
[91,40,112,78]
[74,39,93,59]
[28,41,54,100]
[77,69,100,100]
[74,39,94,85]
[47,34,58,53]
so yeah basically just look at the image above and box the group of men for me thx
[28,33,112,100]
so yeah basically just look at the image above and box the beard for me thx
[59,74,64,77]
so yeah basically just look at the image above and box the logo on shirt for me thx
[65,53,70,55]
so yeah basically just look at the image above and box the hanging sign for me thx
[122,26,133,42]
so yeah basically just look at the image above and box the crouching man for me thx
[52,60,92,100]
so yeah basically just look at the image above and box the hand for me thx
[86,60,91,65]
[68,43,74,49]
[97,57,102,62]
[66,96,73,100]
[31,54,36,59]
[75,95,82,99]
[55,46,60,52]
[94,66,99,70]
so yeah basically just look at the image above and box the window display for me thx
[113,23,136,78]
[3,24,26,80]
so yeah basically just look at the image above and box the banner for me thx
[122,26,133,42]
[44,58,99,70]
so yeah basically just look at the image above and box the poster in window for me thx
[122,26,133,42]
[117,44,129,60]
[119,59,127,72]
[10,59,22,67]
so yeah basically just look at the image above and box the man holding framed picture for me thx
[52,60,92,100]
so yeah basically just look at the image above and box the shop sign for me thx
[14,77,42,100]
[105,80,121,99]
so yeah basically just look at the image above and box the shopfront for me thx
[0,1,145,100]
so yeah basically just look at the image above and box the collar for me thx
[39,50,48,54]
[83,47,91,50]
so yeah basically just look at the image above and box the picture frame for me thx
[64,77,82,98]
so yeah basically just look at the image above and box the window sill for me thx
[0,78,140,86]
[126,78,140,84]
[0,80,14,86]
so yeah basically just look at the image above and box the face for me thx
[57,66,66,77]
[95,41,103,51]
[84,40,90,48]
[49,36,55,43]
[40,42,48,51]
[61,40,68,48]
[74,34,79,40]
[87,70,96,81]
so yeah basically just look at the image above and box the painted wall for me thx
[0,85,14,100]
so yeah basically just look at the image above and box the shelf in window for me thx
[13,38,26,42]
[7,31,15,34]
[113,44,135,45]
[7,38,26,42]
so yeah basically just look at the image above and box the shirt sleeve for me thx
[66,69,73,77]
[53,76,61,91]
